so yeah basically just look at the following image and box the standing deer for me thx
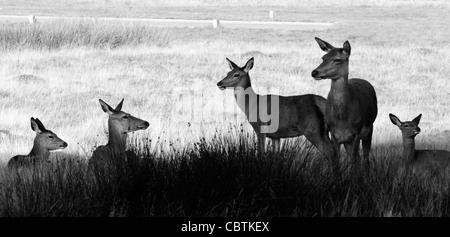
[311,38,378,175]
[7,117,68,169]
[88,98,149,170]
[217,57,333,159]
[389,113,450,170]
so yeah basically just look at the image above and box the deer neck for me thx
[234,75,258,119]
[107,121,127,152]
[328,73,351,108]
[28,138,50,159]
[402,137,416,163]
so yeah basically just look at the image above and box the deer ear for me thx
[115,98,124,112]
[226,58,239,70]
[243,57,254,73]
[389,113,402,126]
[315,37,334,52]
[343,41,351,55]
[99,99,116,115]
[412,114,422,125]
[31,117,46,134]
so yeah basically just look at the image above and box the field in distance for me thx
[0,2,449,161]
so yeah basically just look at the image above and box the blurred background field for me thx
[0,0,449,216]
[0,0,447,20]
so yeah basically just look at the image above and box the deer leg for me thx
[314,131,341,180]
[330,135,341,180]
[361,125,373,174]
[272,138,281,153]
[344,134,362,176]
[344,134,361,161]
[305,132,333,159]
[257,133,266,156]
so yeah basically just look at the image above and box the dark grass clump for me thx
[0,159,96,216]
[1,133,450,217]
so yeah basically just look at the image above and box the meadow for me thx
[0,0,450,216]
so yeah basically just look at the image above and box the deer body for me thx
[218,57,332,157]
[236,87,327,139]
[7,117,68,169]
[326,78,377,144]
[414,151,450,167]
[407,147,450,168]
[312,38,377,174]
[390,113,450,170]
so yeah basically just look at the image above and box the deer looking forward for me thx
[311,38,378,174]
[88,99,149,170]
[7,117,68,169]
[217,57,332,158]
[389,113,450,170]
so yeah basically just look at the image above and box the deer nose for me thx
[138,121,150,130]
[217,82,222,87]
[311,70,319,78]
[61,142,68,148]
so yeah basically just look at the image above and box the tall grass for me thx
[0,21,173,50]
[1,131,450,217]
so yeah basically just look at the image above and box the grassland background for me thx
[0,0,449,216]
[1,0,449,162]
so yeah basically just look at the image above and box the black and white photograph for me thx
[0,0,449,228]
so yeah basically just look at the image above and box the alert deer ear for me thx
[343,41,351,55]
[243,57,254,73]
[412,114,422,125]
[389,113,402,126]
[99,99,116,115]
[115,98,124,112]
[226,58,239,70]
[31,117,46,134]
[314,37,334,52]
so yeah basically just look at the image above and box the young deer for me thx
[389,113,450,170]
[88,98,149,169]
[7,117,68,169]
[217,57,333,159]
[311,38,378,174]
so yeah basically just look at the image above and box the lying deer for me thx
[88,98,149,170]
[389,113,450,170]
[7,117,68,169]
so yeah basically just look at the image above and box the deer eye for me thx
[48,135,54,139]
[123,116,129,119]
[233,74,239,77]
[404,124,409,128]
[334,59,342,64]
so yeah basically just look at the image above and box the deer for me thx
[88,98,149,170]
[389,113,450,170]
[7,117,68,169]
[217,57,333,161]
[88,98,150,217]
[311,37,378,176]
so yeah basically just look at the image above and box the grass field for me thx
[0,1,450,216]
